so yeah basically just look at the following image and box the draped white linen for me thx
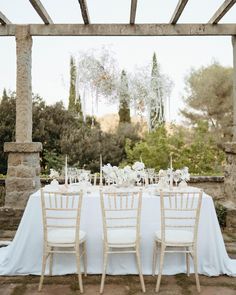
[0,186,235,276]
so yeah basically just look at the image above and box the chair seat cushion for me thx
[47,229,86,245]
[155,229,193,244]
[107,229,137,247]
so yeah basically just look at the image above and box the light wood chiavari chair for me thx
[152,190,202,293]
[100,189,146,293]
[39,188,87,293]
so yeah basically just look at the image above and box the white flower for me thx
[180,167,190,181]
[49,169,59,179]
[123,165,132,173]
[132,161,145,171]
[158,169,166,177]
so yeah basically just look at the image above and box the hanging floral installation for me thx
[74,48,173,130]
[75,48,118,123]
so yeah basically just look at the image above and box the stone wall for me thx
[224,143,236,203]
[189,176,225,201]
[0,207,24,240]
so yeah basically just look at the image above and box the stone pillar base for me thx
[4,142,42,208]
[224,142,236,205]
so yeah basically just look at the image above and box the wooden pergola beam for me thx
[0,11,11,25]
[130,0,138,25]
[170,0,188,24]
[78,0,90,25]
[1,24,236,37]
[29,0,53,25]
[209,0,236,24]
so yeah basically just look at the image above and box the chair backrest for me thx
[40,188,83,245]
[100,189,142,243]
[160,190,203,244]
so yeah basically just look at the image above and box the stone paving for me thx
[0,272,236,295]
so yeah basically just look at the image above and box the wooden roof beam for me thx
[0,11,11,25]
[78,0,90,25]
[29,0,53,25]
[209,0,236,24]
[130,0,138,25]
[170,0,188,24]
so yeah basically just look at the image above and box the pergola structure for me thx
[1,0,236,208]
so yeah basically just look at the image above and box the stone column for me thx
[4,26,42,208]
[224,36,236,205]
[232,36,236,141]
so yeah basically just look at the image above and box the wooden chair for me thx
[39,189,87,293]
[100,189,146,293]
[152,190,202,293]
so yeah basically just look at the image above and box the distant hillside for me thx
[96,113,148,135]
[96,114,176,136]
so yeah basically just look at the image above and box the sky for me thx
[0,0,236,122]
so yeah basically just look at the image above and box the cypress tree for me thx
[68,56,83,118]
[118,70,131,124]
[2,88,8,101]
[150,52,165,131]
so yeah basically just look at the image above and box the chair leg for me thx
[152,240,158,276]
[100,250,109,294]
[193,249,201,293]
[186,247,190,277]
[38,253,47,291]
[135,247,146,293]
[49,250,53,276]
[155,243,165,293]
[83,241,87,277]
[76,251,83,293]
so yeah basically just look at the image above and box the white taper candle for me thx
[100,154,102,186]
[65,155,68,186]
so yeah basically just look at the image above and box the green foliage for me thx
[43,149,64,173]
[125,122,225,175]
[125,125,171,170]
[0,90,16,174]
[118,70,131,124]
[0,90,141,175]
[61,121,140,173]
[181,62,233,144]
[215,202,227,228]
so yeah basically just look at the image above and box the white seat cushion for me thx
[107,229,137,247]
[47,229,86,245]
[155,230,193,244]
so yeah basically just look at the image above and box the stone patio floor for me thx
[0,272,236,295]
[0,251,235,295]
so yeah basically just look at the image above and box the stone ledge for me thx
[189,176,224,183]
[224,142,236,154]
[4,142,42,153]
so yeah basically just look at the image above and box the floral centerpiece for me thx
[178,167,190,187]
[102,161,145,187]
[49,168,60,186]
[157,167,190,189]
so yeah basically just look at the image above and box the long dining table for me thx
[0,184,236,276]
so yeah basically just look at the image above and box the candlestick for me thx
[169,154,173,189]
[65,155,68,186]
[94,173,97,186]
[100,154,103,186]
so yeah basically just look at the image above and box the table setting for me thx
[0,158,236,277]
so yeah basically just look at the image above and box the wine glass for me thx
[173,171,180,187]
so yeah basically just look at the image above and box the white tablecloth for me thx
[0,186,236,276]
